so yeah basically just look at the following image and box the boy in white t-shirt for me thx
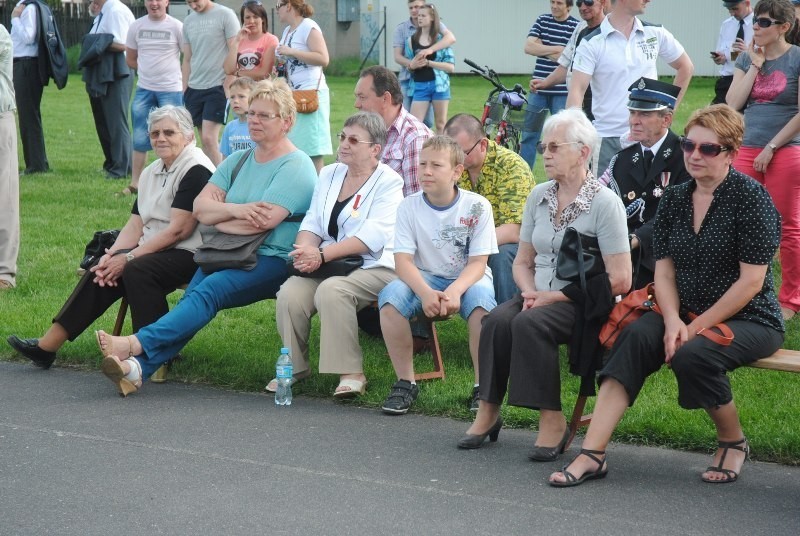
[378,136,498,415]
[219,76,255,158]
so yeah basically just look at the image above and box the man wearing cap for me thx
[599,77,691,289]
[712,0,753,105]
[568,0,694,175]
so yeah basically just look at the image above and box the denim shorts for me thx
[378,271,496,320]
[184,85,227,127]
[411,79,450,102]
[131,88,184,151]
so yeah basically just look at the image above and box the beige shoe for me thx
[0,279,14,290]
[150,365,168,383]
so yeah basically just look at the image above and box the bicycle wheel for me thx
[503,126,522,155]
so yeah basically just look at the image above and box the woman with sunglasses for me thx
[224,0,279,82]
[459,109,631,458]
[727,0,800,321]
[275,0,331,173]
[271,112,403,398]
[94,79,317,396]
[404,3,455,133]
[548,104,784,487]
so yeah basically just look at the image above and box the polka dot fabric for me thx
[653,167,784,332]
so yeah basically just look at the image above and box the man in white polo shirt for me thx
[567,0,693,174]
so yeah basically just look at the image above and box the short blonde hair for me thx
[249,78,296,125]
[422,135,465,167]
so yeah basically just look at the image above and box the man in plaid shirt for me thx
[355,65,432,196]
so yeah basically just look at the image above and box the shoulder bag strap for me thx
[229,147,255,187]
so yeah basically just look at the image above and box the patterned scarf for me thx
[544,171,602,232]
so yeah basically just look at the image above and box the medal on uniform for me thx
[627,191,636,200]
[351,194,362,218]
[653,172,670,198]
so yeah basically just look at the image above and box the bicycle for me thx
[464,58,534,154]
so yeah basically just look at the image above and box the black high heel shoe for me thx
[528,427,570,462]
[457,417,503,449]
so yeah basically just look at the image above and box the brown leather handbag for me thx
[599,283,734,350]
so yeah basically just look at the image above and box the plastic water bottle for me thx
[275,347,293,406]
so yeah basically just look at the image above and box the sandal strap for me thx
[704,465,739,482]
[717,437,748,452]
[579,448,606,468]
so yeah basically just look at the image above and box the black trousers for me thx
[13,57,49,173]
[54,248,197,340]
[599,311,784,410]
[712,76,734,105]
[89,71,133,178]
[478,296,576,411]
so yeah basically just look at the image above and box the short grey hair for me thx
[343,111,388,149]
[541,108,599,157]
[147,105,194,140]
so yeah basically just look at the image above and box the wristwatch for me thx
[125,252,135,262]
[768,143,778,151]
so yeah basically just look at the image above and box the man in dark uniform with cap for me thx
[599,77,691,289]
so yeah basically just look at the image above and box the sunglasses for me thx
[149,129,178,139]
[576,0,595,7]
[338,132,374,145]
[536,141,582,155]
[754,17,784,28]
[246,111,281,121]
[679,137,732,157]
[276,1,287,9]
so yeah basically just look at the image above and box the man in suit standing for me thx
[86,0,134,179]
[10,0,49,174]
[599,77,691,288]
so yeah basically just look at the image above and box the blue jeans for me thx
[401,79,434,128]
[488,243,519,305]
[131,88,184,152]
[519,92,567,169]
[379,271,496,320]
[134,255,288,379]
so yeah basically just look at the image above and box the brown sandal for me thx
[702,438,749,484]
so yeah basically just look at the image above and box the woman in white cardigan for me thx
[272,111,404,397]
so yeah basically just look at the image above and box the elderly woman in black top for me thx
[548,104,785,488]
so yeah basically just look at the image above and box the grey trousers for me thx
[0,110,19,286]
[275,267,396,375]
[90,70,133,178]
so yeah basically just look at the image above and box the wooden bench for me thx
[565,348,800,449]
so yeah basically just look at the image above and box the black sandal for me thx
[702,437,749,484]
[548,448,608,488]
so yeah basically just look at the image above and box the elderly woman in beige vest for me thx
[7,105,214,370]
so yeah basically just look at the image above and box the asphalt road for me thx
[1,361,798,536]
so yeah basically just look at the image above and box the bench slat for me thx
[749,350,800,373]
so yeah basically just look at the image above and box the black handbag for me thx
[556,227,606,289]
[80,229,120,269]
[286,255,364,279]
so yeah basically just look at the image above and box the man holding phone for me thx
[712,0,753,104]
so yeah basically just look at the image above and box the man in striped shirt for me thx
[520,0,578,169]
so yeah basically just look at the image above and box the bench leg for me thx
[414,321,446,381]
[566,395,593,450]
[112,298,128,337]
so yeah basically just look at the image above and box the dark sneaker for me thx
[469,385,480,412]
[381,379,419,415]
[7,335,57,369]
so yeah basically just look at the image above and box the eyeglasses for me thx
[536,141,582,155]
[576,0,595,7]
[276,1,287,9]
[149,129,178,139]
[338,132,374,145]
[679,137,732,157]
[464,138,482,156]
[246,111,281,121]
[754,17,783,28]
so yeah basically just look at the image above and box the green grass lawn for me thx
[2,74,799,464]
